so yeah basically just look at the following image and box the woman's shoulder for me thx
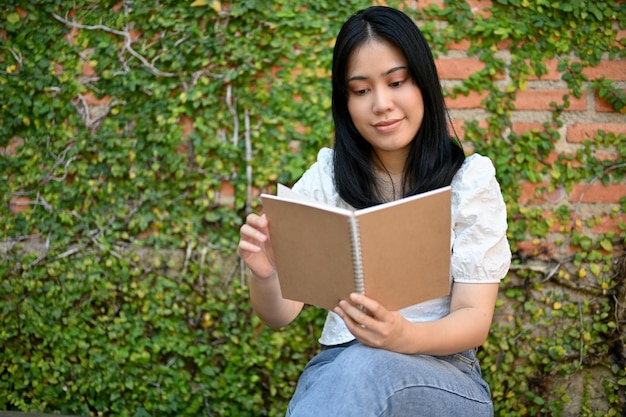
[451,153,497,191]
[450,153,504,210]
[315,147,334,171]
[292,147,338,204]
[300,147,334,181]
[455,153,496,180]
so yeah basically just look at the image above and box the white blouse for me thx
[291,148,511,346]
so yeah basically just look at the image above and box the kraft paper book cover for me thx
[260,184,452,311]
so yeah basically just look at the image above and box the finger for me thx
[246,213,269,230]
[336,300,373,329]
[237,239,262,254]
[349,293,386,318]
[240,223,268,243]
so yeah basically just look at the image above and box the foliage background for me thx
[1,0,624,416]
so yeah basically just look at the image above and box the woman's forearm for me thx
[401,306,494,355]
[401,283,499,355]
[249,270,303,329]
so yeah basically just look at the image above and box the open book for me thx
[260,185,452,311]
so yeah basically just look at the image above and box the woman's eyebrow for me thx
[347,65,408,82]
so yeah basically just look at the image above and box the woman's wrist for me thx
[250,268,277,282]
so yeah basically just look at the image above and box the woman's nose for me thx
[372,88,392,114]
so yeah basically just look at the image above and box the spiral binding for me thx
[348,216,365,295]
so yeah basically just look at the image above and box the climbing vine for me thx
[1,0,624,415]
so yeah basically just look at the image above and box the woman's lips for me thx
[373,118,402,132]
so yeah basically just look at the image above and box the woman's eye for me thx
[390,80,404,88]
[353,89,368,96]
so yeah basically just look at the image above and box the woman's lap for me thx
[286,342,493,417]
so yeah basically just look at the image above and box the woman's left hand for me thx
[334,293,413,353]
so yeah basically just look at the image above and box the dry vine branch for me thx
[71,93,125,134]
[52,12,177,78]
[565,162,626,248]
[226,84,239,146]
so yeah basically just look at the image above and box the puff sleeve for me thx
[292,148,347,208]
[450,154,511,283]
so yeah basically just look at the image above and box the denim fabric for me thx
[286,341,493,417]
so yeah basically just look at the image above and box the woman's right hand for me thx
[238,213,276,279]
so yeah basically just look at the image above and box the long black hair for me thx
[332,6,465,208]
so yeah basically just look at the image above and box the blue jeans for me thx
[286,341,493,417]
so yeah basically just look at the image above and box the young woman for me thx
[238,6,511,416]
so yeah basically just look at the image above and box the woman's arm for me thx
[334,282,499,355]
[239,213,303,329]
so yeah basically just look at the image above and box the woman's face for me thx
[346,39,424,168]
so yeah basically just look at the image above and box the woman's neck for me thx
[372,150,407,201]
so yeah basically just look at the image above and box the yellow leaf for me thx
[578,268,587,278]
[589,263,601,277]
[211,0,221,13]
[519,77,527,91]
[201,312,213,328]
[553,302,562,310]
[190,0,208,6]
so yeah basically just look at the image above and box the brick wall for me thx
[202,0,626,258]
[6,1,623,251]
[429,0,626,259]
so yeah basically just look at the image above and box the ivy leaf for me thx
[599,239,613,252]
[589,263,601,277]
[192,0,222,13]
[7,12,21,24]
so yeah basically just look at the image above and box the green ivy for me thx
[1,0,625,415]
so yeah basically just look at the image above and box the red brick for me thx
[567,122,626,143]
[82,92,111,106]
[448,119,466,140]
[219,181,235,208]
[583,61,626,81]
[616,29,626,48]
[448,119,488,146]
[569,183,626,204]
[1,136,24,157]
[82,59,96,76]
[514,90,586,111]
[511,122,545,136]
[519,181,547,204]
[436,58,503,80]
[404,0,492,14]
[176,116,194,155]
[518,181,567,205]
[593,215,626,235]
[525,59,560,81]
[445,90,488,109]
[128,29,142,42]
[399,0,443,10]
[180,115,193,137]
[447,39,471,51]
[515,240,556,260]
[595,91,625,113]
[546,150,590,168]
[466,0,492,18]
[496,39,513,50]
[594,152,621,162]
[9,196,32,214]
